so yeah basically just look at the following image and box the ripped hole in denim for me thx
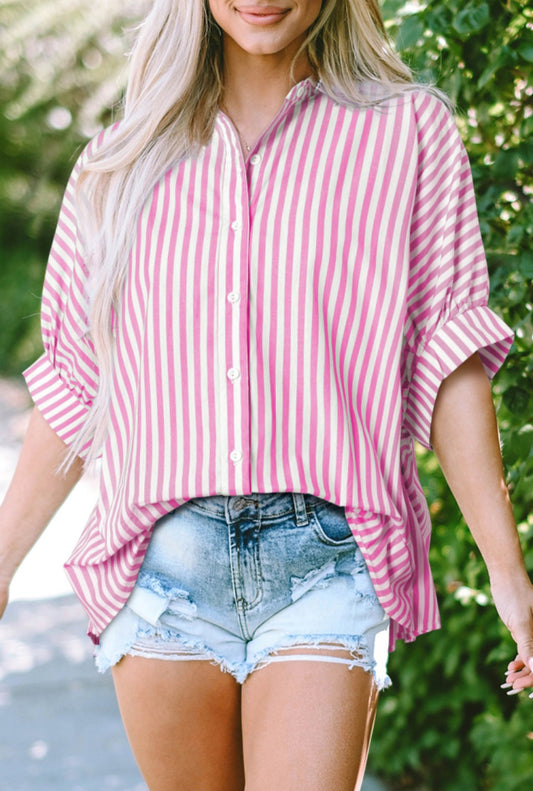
[248,636,391,691]
[124,632,240,679]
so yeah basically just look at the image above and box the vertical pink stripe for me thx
[177,163,196,493]
[137,182,159,504]
[207,141,228,491]
[192,151,213,492]
[311,107,350,499]
[152,171,171,499]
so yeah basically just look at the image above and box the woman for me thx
[1,1,532,789]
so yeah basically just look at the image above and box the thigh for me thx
[241,654,379,791]
[112,656,245,791]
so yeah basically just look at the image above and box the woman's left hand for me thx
[490,577,533,697]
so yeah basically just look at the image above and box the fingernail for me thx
[501,682,513,689]
[529,692,533,700]
[507,688,521,696]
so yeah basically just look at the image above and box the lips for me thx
[236,5,290,25]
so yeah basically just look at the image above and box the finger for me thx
[517,650,533,677]
[506,655,525,674]
[505,668,530,684]
[504,667,533,683]
[505,676,533,694]
[514,628,533,673]
[503,654,533,693]
[504,663,533,693]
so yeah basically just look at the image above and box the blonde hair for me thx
[66,0,421,468]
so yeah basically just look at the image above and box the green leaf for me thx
[426,6,454,36]
[397,15,426,49]
[517,254,533,280]
[507,224,525,247]
[518,139,533,165]
[521,115,533,139]
[502,386,531,416]
[493,149,520,177]
[503,426,533,466]
[477,46,515,89]
[518,42,533,63]
[453,4,490,36]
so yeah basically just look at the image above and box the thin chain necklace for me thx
[220,105,252,153]
[240,136,252,153]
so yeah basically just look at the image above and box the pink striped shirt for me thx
[24,79,514,649]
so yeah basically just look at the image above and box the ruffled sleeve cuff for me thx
[404,305,514,449]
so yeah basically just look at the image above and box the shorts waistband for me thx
[187,492,324,525]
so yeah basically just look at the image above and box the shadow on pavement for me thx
[0,596,147,791]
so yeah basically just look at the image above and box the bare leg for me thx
[112,656,245,791]
[241,648,379,791]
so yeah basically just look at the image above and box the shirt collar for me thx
[217,75,322,121]
[284,75,322,105]
[214,76,322,144]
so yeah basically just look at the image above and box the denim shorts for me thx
[95,492,391,690]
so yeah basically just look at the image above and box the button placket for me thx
[219,141,251,485]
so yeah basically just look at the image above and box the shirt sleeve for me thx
[403,92,514,449]
[23,144,99,457]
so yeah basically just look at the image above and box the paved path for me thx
[0,596,147,791]
[0,378,389,791]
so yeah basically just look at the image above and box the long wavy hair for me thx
[66,0,422,469]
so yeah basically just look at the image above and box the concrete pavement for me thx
[0,596,147,791]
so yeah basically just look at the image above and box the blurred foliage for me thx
[0,1,532,789]
[0,0,148,373]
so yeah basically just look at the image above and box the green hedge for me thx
[369,3,533,789]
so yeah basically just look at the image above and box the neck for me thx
[221,36,315,121]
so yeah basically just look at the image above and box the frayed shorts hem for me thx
[94,617,392,691]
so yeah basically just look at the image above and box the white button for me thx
[231,220,242,231]
[296,85,305,98]
[250,154,261,165]
[227,367,240,381]
[227,291,241,303]
[230,449,243,463]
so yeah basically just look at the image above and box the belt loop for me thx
[291,492,309,526]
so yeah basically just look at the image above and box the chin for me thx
[231,28,306,58]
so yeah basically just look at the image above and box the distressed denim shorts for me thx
[95,492,391,690]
